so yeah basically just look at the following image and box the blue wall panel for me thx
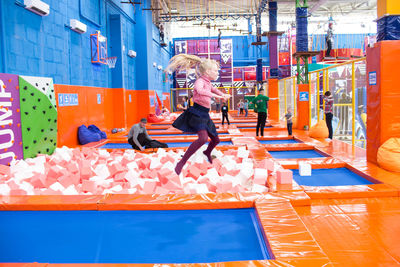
[0,0,143,90]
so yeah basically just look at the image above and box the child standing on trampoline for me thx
[167,54,231,175]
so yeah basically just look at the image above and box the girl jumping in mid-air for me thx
[167,54,230,175]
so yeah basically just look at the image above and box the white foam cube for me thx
[126,161,139,171]
[63,185,79,195]
[0,184,11,195]
[163,161,175,171]
[149,157,162,169]
[93,164,111,179]
[49,182,65,192]
[253,168,268,185]
[251,184,268,193]
[211,149,223,158]
[299,162,312,176]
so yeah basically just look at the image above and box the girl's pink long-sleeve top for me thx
[192,76,224,109]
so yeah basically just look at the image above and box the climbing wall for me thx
[0,74,24,165]
[19,76,58,159]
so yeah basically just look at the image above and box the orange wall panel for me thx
[367,40,400,163]
[268,79,279,121]
[55,85,89,148]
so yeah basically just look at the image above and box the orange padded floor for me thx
[2,118,400,266]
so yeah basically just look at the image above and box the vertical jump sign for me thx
[0,74,24,165]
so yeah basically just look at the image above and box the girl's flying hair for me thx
[166,54,219,77]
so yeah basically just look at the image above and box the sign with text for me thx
[58,93,79,106]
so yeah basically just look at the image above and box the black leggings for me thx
[222,113,230,125]
[256,112,267,136]
[326,40,332,57]
[325,113,333,139]
[287,123,293,135]
[128,133,150,150]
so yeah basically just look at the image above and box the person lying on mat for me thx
[127,118,168,150]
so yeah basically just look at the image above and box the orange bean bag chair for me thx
[147,114,163,123]
[377,138,400,172]
[309,120,329,138]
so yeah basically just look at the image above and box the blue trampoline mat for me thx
[269,150,325,159]
[100,141,233,149]
[292,168,374,186]
[0,209,271,263]
[259,139,300,144]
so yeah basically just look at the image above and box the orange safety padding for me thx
[377,138,400,172]
[295,197,400,266]
[367,40,400,163]
[268,78,279,121]
[296,84,310,130]
[0,195,102,210]
[309,120,329,139]
[255,200,331,262]
[304,183,399,199]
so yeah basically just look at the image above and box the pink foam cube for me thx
[81,180,97,193]
[207,184,217,193]
[216,180,232,192]
[137,158,151,170]
[0,164,10,176]
[29,176,45,188]
[217,166,228,177]
[155,186,171,195]
[253,168,268,185]
[80,160,93,180]
[142,180,157,194]
[47,165,63,179]
[276,169,293,184]
[58,175,74,188]
[256,159,275,171]
[187,166,202,179]
[114,171,128,182]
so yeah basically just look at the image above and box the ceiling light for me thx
[170,9,178,13]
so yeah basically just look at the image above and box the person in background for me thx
[324,91,334,139]
[166,54,231,175]
[284,107,293,136]
[188,93,194,107]
[216,99,221,113]
[127,118,152,151]
[244,99,249,117]
[177,96,189,111]
[221,102,230,125]
[326,22,334,57]
[252,88,278,137]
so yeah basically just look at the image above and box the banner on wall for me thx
[175,41,187,55]
[149,95,155,107]
[0,74,23,165]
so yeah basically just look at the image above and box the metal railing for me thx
[278,58,367,148]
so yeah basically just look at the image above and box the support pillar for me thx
[264,1,283,121]
[296,83,310,130]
